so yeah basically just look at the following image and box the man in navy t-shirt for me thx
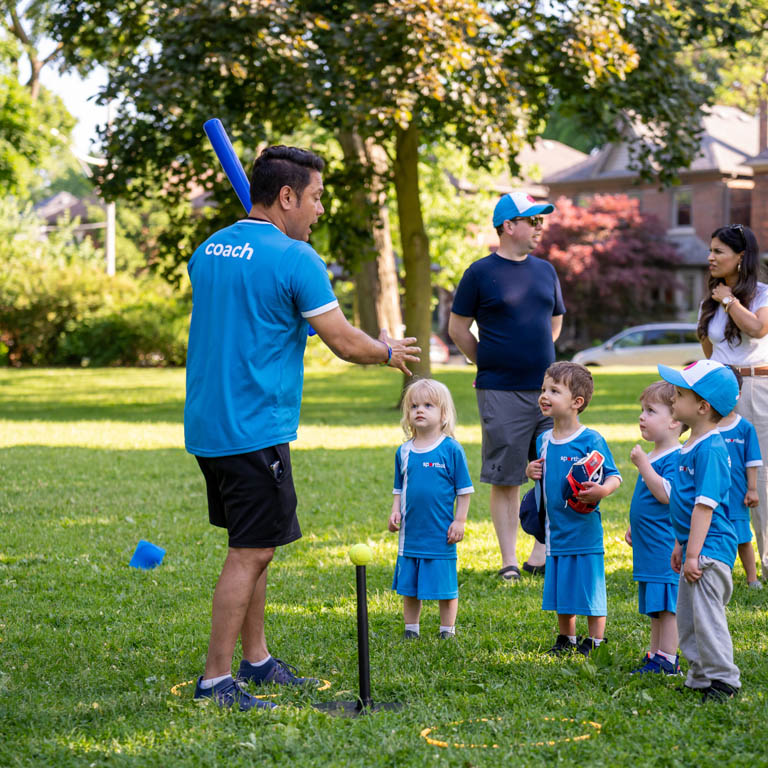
[187,145,420,710]
[449,191,565,581]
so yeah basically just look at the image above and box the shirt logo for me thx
[204,241,253,259]
[679,465,694,476]
[423,462,446,469]
[723,437,744,445]
[560,456,581,462]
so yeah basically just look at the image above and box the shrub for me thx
[533,195,681,352]
[0,200,189,366]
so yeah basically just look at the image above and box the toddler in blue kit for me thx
[658,360,740,702]
[388,378,474,639]
[625,381,687,675]
[526,362,622,657]
[717,371,763,588]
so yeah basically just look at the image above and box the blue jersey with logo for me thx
[536,426,621,556]
[629,446,680,584]
[669,430,737,567]
[451,253,566,390]
[185,220,338,457]
[393,435,474,559]
[718,415,762,523]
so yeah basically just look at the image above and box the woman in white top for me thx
[699,224,768,581]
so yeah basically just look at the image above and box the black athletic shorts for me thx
[195,444,301,548]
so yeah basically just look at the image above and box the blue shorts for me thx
[391,555,458,600]
[637,581,678,617]
[542,553,606,616]
[731,518,752,545]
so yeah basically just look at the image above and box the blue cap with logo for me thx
[657,360,739,417]
[493,191,555,227]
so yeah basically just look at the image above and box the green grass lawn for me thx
[1,364,766,767]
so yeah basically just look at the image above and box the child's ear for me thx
[572,395,585,411]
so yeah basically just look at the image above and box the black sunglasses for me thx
[729,223,746,246]
[511,215,544,227]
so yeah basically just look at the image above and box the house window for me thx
[729,188,751,227]
[672,188,692,227]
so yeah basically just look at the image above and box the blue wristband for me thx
[381,344,392,365]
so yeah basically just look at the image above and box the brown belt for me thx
[733,365,768,376]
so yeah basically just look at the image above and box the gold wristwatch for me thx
[722,295,735,312]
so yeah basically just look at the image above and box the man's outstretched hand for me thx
[379,328,421,376]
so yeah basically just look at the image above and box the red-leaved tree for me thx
[533,195,680,351]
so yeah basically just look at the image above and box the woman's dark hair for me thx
[249,145,325,207]
[697,224,761,346]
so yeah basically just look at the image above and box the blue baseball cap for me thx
[657,360,739,417]
[493,191,555,227]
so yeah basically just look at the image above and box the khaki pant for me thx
[735,375,768,577]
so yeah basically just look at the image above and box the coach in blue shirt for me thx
[449,192,565,581]
[186,145,420,710]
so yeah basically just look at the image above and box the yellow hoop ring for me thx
[419,716,602,749]
[171,678,332,698]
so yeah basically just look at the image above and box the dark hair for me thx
[697,225,761,346]
[730,366,744,392]
[249,145,325,207]
[544,361,594,412]
[639,381,689,434]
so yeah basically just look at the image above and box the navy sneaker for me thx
[546,634,578,656]
[438,631,455,640]
[630,652,655,674]
[403,629,420,639]
[576,637,607,657]
[193,676,276,711]
[702,680,739,703]
[237,657,318,687]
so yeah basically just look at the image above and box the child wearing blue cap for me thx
[717,370,763,589]
[625,381,687,675]
[658,360,741,702]
[526,362,622,657]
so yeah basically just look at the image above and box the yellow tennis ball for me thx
[349,543,373,566]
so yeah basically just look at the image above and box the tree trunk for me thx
[337,131,402,338]
[393,123,431,379]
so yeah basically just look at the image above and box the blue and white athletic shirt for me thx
[536,426,621,556]
[185,220,338,457]
[669,429,737,567]
[629,446,680,584]
[393,435,474,559]
[718,415,763,524]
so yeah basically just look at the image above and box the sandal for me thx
[522,561,545,576]
[497,565,521,582]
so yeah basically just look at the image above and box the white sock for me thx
[199,673,232,689]
[245,655,272,667]
[590,637,603,647]
[405,623,420,634]
[439,625,455,636]
[567,635,577,644]
[656,650,676,663]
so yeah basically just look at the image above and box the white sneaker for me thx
[748,580,763,590]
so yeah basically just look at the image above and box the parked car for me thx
[571,323,702,367]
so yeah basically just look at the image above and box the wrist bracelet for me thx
[380,343,392,365]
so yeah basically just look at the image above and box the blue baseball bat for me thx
[203,118,252,212]
[204,118,317,335]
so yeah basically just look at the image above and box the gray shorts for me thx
[476,389,552,486]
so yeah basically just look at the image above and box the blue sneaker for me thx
[631,652,681,675]
[237,657,319,687]
[193,676,276,710]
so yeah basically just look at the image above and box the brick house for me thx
[543,105,764,320]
